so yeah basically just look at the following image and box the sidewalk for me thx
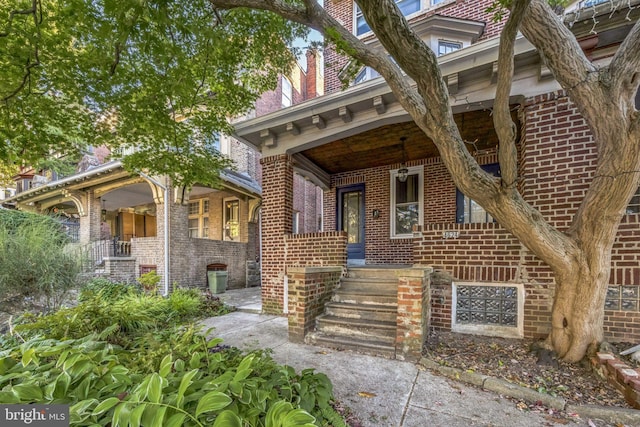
[200,309,619,427]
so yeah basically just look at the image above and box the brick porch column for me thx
[79,190,101,244]
[260,154,293,314]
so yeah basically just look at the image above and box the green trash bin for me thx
[207,263,227,294]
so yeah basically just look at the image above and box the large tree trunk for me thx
[549,260,609,362]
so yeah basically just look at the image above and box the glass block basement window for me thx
[605,286,639,311]
[452,282,524,338]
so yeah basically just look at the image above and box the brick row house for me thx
[232,0,640,359]
[3,50,325,293]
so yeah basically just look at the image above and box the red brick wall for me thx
[284,231,348,267]
[325,153,497,265]
[288,266,343,342]
[293,174,323,234]
[323,0,506,94]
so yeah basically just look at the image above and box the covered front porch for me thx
[229,30,551,356]
[7,161,262,292]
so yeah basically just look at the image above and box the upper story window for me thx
[390,166,424,238]
[438,40,462,56]
[354,66,381,84]
[355,0,448,36]
[456,163,500,224]
[580,0,607,7]
[281,77,292,108]
[204,132,220,153]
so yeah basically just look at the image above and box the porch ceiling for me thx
[300,108,514,174]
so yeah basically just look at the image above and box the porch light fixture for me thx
[398,137,409,183]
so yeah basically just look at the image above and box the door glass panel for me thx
[342,191,362,244]
[224,199,240,240]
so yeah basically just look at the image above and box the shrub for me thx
[78,278,141,302]
[0,308,347,426]
[16,281,233,346]
[3,281,351,426]
[137,270,161,294]
[0,210,83,312]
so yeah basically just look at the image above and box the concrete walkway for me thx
[200,306,624,427]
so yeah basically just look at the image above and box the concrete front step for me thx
[332,291,397,306]
[346,266,410,280]
[325,301,397,322]
[339,277,398,293]
[315,314,396,339]
[307,332,396,359]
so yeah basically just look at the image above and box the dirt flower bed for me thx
[423,332,632,409]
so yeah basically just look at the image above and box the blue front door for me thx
[337,185,365,263]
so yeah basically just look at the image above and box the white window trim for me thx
[451,282,525,339]
[389,165,424,239]
[353,0,456,37]
[292,211,300,234]
[281,77,292,107]
[188,199,209,239]
[223,197,240,241]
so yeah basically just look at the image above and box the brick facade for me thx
[322,0,506,94]
[310,89,640,343]
[284,232,348,268]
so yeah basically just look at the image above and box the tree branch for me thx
[0,0,38,37]
[209,0,424,116]
[495,0,530,189]
[519,0,604,127]
[609,19,640,117]
[212,0,580,272]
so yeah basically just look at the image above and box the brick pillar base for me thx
[287,266,342,342]
[396,267,432,361]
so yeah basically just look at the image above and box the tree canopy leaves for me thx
[0,0,308,186]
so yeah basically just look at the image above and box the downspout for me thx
[139,172,170,296]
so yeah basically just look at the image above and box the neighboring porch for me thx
[8,162,261,292]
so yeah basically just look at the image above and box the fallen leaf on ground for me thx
[357,391,377,398]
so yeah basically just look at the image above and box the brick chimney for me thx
[305,48,318,100]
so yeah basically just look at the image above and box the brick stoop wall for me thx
[287,266,343,342]
[396,267,433,361]
[592,352,640,409]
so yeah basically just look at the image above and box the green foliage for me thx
[138,270,161,294]
[17,280,231,345]
[78,278,141,302]
[0,280,346,426]
[0,0,307,187]
[0,210,82,311]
